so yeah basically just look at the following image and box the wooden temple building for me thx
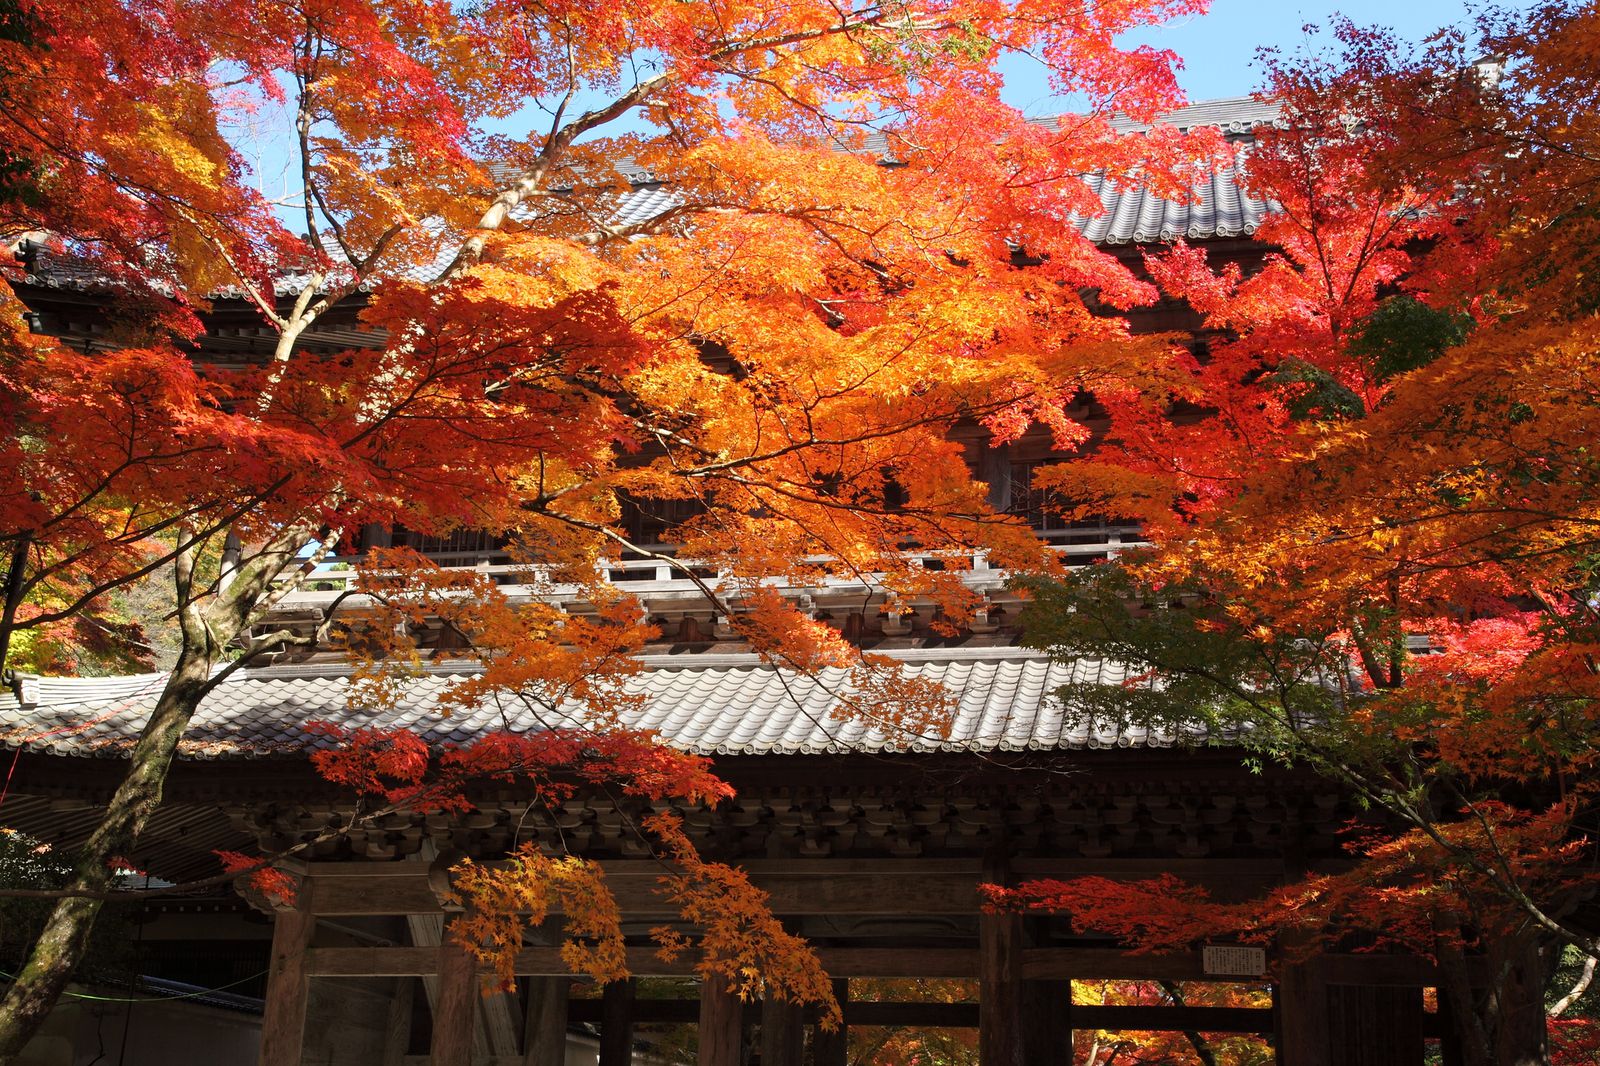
[1,648,1466,1066]
[1,97,1480,1066]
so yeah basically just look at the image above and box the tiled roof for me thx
[853,94,1279,245]
[1057,94,1279,243]
[1072,162,1270,245]
[600,97,1277,246]
[1103,94,1281,135]
[0,648,1201,760]
[10,246,376,299]
[606,184,681,228]
[15,97,1277,297]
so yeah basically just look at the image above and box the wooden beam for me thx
[430,931,478,1066]
[1319,953,1489,987]
[1021,948,1203,981]
[305,869,989,916]
[1009,858,1287,880]
[1077,1005,1271,1034]
[259,907,316,1066]
[305,857,1286,879]
[562,998,1277,1033]
[522,977,569,1066]
[698,979,743,1066]
[308,945,439,976]
[303,941,1478,994]
[311,875,442,916]
[597,979,636,1066]
[567,1000,724,1025]
[811,948,977,978]
[1435,982,1468,1066]
[305,944,985,978]
[760,996,805,1066]
[1026,950,1489,987]
[304,943,1264,981]
[300,858,1291,917]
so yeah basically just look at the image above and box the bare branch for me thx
[1550,952,1596,1018]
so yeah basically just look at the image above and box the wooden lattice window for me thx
[1006,461,1125,542]
[619,494,706,547]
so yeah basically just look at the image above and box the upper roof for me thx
[1102,95,1281,136]
[557,95,1278,247]
[853,94,1277,245]
[0,647,1201,760]
[1071,162,1268,246]
[12,96,1278,296]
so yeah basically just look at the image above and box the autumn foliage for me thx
[1011,5,1600,1062]
[8,0,1595,1054]
[0,0,1245,1053]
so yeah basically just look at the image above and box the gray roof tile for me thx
[0,648,1183,760]
[1103,95,1282,135]
[602,96,1277,247]
[859,95,1279,245]
[19,98,1277,299]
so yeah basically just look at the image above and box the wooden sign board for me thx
[1202,945,1267,977]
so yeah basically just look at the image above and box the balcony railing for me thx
[270,526,1147,613]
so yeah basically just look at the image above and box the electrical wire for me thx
[0,968,269,1005]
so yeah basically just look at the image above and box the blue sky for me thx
[1000,0,1488,113]
[241,0,1490,217]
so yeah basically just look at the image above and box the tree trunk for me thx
[0,531,32,668]
[1487,933,1548,1066]
[0,641,215,1062]
[0,516,309,1063]
[1434,914,1494,1066]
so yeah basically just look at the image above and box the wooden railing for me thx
[269,526,1147,611]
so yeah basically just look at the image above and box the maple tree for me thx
[0,0,1232,1056]
[848,978,979,1065]
[1071,980,1270,1066]
[1006,7,1600,1065]
[840,978,1269,1066]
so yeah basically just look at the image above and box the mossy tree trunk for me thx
[0,526,313,1064]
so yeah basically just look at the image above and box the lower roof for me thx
[1,647,1200,760]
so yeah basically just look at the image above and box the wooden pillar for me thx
[523,977,570,1066]
[979,909,1025,1066]
[430,932,478,1066]
[1279,950,1430,1066]
[1326,984,1424,1066]
[760,995,804,1066]
[812,979,849,1066]
[1021,979,1072,1064]
[259,907,315,1066]
[382,977,416,1066]
[1435,980,1468,1066]
[698,978,743,1066]
[1275,956,1331,1066]
[599,979,637,1066]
